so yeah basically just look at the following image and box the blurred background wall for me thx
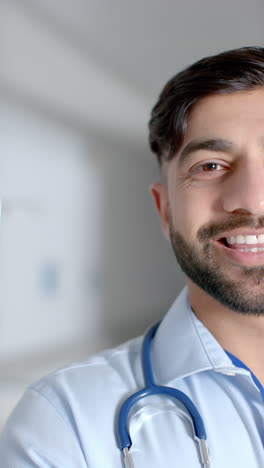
[0,0,263,429]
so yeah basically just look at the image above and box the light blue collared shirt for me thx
[0,287,263,467]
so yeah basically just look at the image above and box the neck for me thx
[187,280,264,385]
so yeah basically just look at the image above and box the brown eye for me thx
[190,161,227,176]
[202,163,220,171]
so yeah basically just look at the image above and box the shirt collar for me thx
[151,286,248,385]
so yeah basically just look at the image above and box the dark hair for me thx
[148,46,264,166]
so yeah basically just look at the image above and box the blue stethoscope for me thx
[117,322,211,467]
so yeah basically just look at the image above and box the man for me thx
[1,46,264,467]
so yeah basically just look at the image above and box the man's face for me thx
[151,88,264,316]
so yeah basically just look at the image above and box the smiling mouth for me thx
[217,238,264,251]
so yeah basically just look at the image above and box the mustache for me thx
[197,217,264,242]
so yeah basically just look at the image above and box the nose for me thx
[222,159,264,216]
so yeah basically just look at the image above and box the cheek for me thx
[170,189,212,240]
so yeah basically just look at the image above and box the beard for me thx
[169,217,264,317]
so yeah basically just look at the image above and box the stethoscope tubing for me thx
[117,322,211,467]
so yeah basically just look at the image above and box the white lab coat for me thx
[0,287,263,467]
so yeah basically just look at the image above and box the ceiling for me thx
[16,0,264,100]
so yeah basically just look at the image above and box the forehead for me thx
[184,88,264,141]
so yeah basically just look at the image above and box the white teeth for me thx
[245,235,258,244]
[227,234,264,245]
[238,247,264,252]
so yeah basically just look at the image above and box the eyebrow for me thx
[177,138,234,167]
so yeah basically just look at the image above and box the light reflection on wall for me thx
[0,100,104,358]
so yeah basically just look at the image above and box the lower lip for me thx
[214,240,264,266]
